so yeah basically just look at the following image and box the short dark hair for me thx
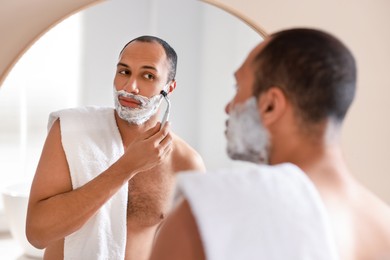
[120,35,178,83]
[253,28,356,124]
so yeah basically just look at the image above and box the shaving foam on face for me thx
[114,88,163,125]
[225,97,270,164]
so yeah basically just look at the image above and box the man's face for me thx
[114,41,170,108]
[224,40,271,164]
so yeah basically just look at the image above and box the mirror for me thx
[0,0,263,207]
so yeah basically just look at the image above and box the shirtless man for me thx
[26,36,205,260]
[150,29,390,260]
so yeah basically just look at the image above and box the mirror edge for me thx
[199,0,269,38]
[0,0,106,88]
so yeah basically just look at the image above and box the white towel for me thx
[48,106,127,260]
[176,163,339,260]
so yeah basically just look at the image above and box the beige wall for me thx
[207,0,390,203]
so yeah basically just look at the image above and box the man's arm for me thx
[26,119,172,249]
[150,200,205,260]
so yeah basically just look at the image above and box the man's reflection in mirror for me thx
[26,36,206,260]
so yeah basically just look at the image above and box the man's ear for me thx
[168,80,177,94]
[257,87,287,127]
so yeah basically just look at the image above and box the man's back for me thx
[350,186,390,259]
[318,177,390,259]
[299,150,390,259]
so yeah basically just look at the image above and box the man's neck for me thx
[270,126,355,190]
[114,112,160,147]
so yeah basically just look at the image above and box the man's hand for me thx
[118,122,173,177]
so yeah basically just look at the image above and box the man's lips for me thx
[119,97,141,108]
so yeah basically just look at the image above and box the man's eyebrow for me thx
[116,63,157,72]
[141,65,157,71]
[117,62,128,68]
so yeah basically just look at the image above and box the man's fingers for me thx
[150,122,171,144]
[160,134,173,157]
[150,123,172,162]
[142,122,161,139]
[138,122,172,161]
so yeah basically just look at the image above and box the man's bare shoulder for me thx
[171,132,205,173]
[316,177,390,259]
[350,186,390,259]
[358,187,390,233]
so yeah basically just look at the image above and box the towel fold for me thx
[176,163,339,260]
[48,106,127,260]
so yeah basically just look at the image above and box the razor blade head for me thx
[160,90,168,97]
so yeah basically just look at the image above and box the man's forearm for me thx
[26,162,131,249]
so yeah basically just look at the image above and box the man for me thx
[150,29,390,260]
[26,36,205,260]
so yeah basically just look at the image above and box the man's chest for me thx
[126,162,176,227]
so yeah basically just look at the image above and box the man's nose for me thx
[124,79,139,94]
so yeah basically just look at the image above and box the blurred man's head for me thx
[225,28,356,164]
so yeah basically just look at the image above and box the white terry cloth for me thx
[48,106,127,260]
[176,163,339,260]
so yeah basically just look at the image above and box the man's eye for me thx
[118,70,129,75]
[144,73,155,80]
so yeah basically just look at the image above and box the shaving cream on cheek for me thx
[225,97,270,164]
[114,88,163,125]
